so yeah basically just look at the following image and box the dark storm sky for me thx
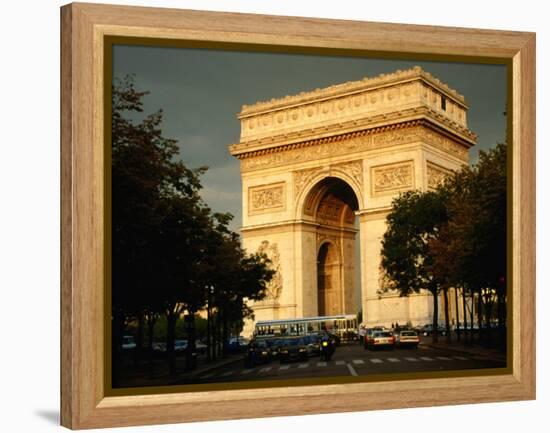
[113,45,507,232]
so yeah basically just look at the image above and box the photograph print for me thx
[109,43,508,391]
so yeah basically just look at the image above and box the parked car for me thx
[279,337,309,363]
[366,330,395,350]
[152,342,166,352]
[122,335,136,350]
[152,340,188,353]
[195,340,207,354]
[420,324,447,336]
[174,339,188,352]
[395,330,420,349]
[226,336,249,352]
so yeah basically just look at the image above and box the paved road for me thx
[185,343,506,384]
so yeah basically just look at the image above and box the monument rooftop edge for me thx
[230,66,477,158]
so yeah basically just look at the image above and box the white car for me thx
[122,335,136,350]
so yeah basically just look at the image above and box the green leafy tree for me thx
[438,143,507,339]
[380,190,449,343]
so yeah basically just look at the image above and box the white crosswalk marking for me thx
[335,360,346,365]
[420,357,434,361]
[347,363,358,377]
[370,358,383,363]
[387,358,400,363]
[241,369,254,374]
[454,356,469,361]
[259,367,272,372]
[436,356,452,361]
[279,364,290,370]
[352,359,365,365]
[317,362,327,367]
[298,363,309,369]
[404,357,419,362]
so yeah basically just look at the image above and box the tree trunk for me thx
[185,312,197,371]
[222,313,229,356]
[431,290,439,344]
[211,313,218,361]
[206,304,212,362]
[135,312,144,364]
[469,288,475,343]
[477,290,484,344]
[147,314,156,379]
[462,287,469,344]
[455,287,461,343]
[443,288,451,344]
[166,307,177,375]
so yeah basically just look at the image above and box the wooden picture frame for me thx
[60,2,535,429]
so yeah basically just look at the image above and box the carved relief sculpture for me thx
[257,240,283,301]
[248,182,285,214]
[371,161,414,195]
[427,162,452,189]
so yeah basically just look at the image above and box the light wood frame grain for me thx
[61,2,535,429]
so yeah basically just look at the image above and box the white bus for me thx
[254,314,358,342]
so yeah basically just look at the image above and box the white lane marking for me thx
[370,358,383,363]
[241,369,254,374]
[352,359,365,365]
[220,371,234,377]
[347,363,358,376]
[298,363,309,369]
[279,364,290,370]
[404,357,419,362]
[387,358,400,363]
[454,356,469,361]
[436,356,452,361]
[201,373,215,379]
[420,357,434,361]
[317,362,327,367]
[259,367,272,372]
[335,360,346,365]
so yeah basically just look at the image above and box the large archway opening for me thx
[305,177,360,317]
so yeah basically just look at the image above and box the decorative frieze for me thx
[427,162,452,189]
[239,123,469,173]
[248,182,286,214]
[371,161,415,195]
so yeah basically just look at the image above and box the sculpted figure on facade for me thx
[257,240,283,302]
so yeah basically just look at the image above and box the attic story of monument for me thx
[228,66,477,334]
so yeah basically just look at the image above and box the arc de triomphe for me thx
[228,66,476,334]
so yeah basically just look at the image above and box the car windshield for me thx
[401,331,417,336]
[255,340,268,348]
